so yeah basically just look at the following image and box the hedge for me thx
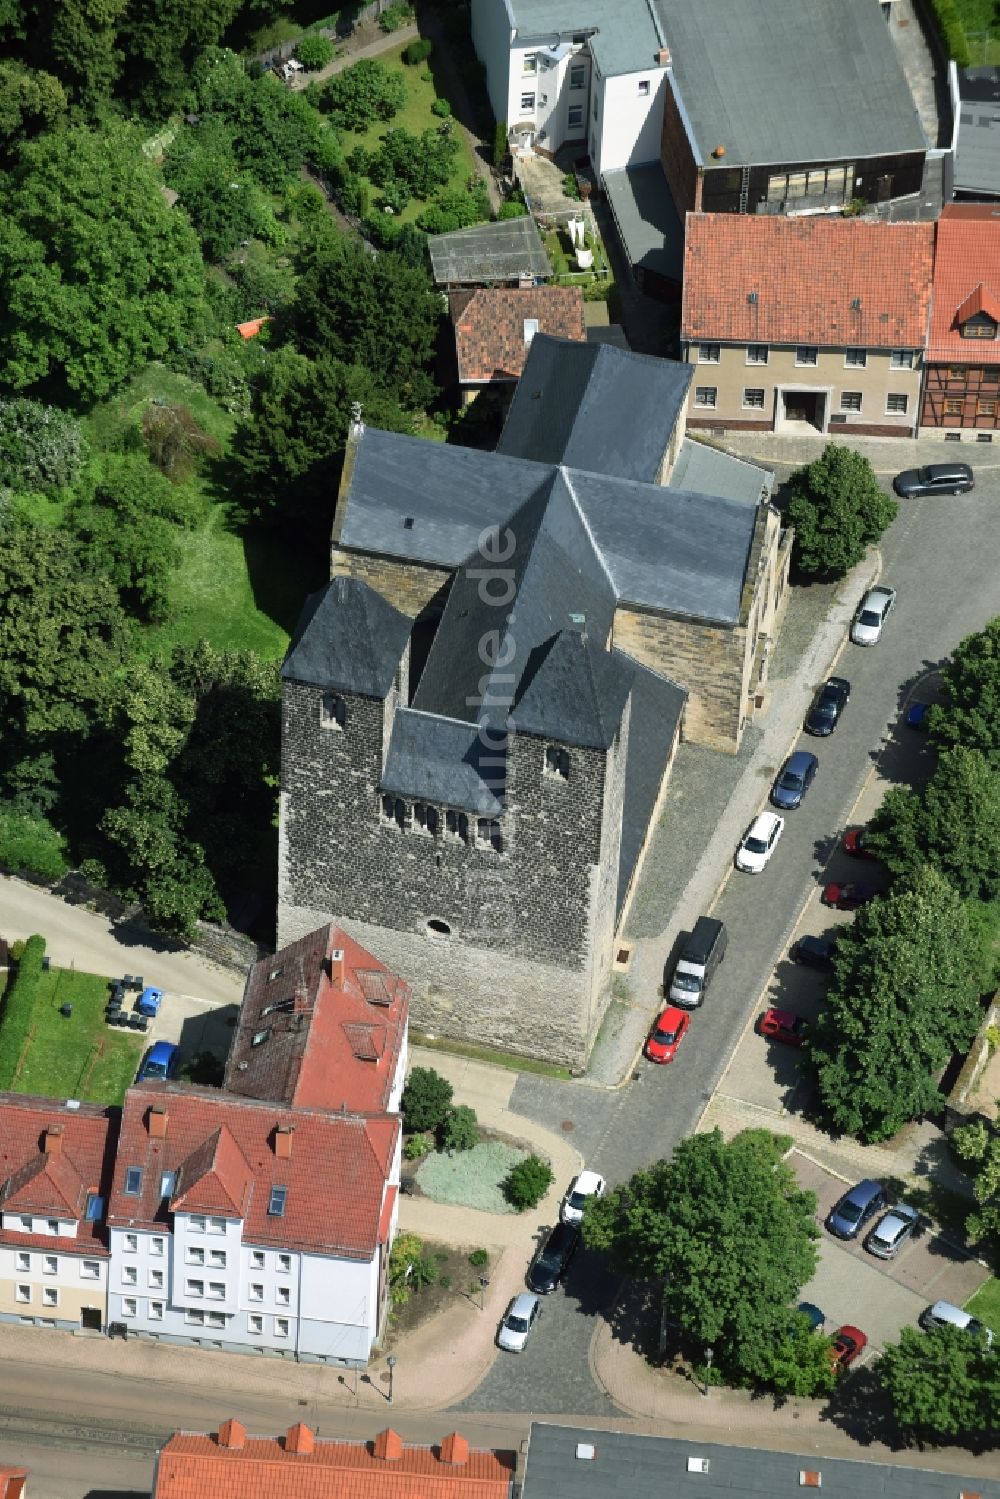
[0,934,46,1087]
[0,808,69,881]
[926,0,972,65]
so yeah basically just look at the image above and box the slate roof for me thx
[510,630,634,751]
[226,924,410,1115]
[956,68,1000,199]
[0,1095,114,1255]
[616,658,686,915]
[522,1423,998,1499]
[498,335,692,481]
[153,1424,516,1499]
[107,1085,399,1260]
[653,0,927,166]
[926,203,1000,362]
[429,217,550,286]
[682,215,935,349]
[670,439,773,508]
[602,163,684,284]
[382,710,505,815]
[506,0,665,77]
[451,286,586,385]
[281,577,411,699]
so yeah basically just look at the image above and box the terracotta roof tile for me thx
[682,214,934,349]
[0,1469,27,1499]
[225,925,409,1116]
[927,204,1000,362]
[153,1426,515,1499]
[451,287,586,385]
[0,1095,114,1253]
[170,1125,253,1218]
[107,1087,399,1260]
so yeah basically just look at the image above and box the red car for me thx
[645,1005,690,1064]
[822,881,878,910]
[760,1007,809,1047]
[829,1325,868,1371]
[843,828,877,860]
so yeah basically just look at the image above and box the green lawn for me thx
[1,967,143,1106]
[347,42,479,222]
[966,1277,1000,1334]
[953,0,1000,58]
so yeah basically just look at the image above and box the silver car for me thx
[865,1203,919,1259]
[497,1292,542,1352]
[851,586,896,646]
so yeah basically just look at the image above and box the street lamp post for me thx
[386,1353,396,1404]
[702,1345,714,1397]
[478,1275,490,1311]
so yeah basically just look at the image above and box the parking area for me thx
[104,976,237,1079]
[791,1150,989,1356]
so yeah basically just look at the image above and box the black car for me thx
[527,1221,580,1294]
[792,935,836,970]
[893,462,973,498]
[805,676,851,736]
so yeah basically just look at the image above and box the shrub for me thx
[468,1247,489,1268]
[379,177,410,215]
[0,934,45,1088]
[496,199,527,220]
[431,97,451,118]
[388,1231,435,1306]
[367,125,458,198]
[296,35,334,71]
[142,403,220,483]
[562,172,581,200]
[417,186,486,234]
[403,1130,433,1160]
[0,398,86,492]
[504,1154,554,1210]
[403,38,433,65]
[439,1273,451,1288]
[927,0,972,65]
[380,2,414,31]
[401,1066,454,1132]
[323,60,405,131]
[493,120,508,166]
[0,810,68,882]
[440,1104,479,1152]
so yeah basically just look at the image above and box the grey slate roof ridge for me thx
[559,465,618,597]
[280,576,411,699]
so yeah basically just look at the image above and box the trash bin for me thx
[60,1003,73,1018]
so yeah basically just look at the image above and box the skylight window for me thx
[124,1167,143,1196]
[85,1193,104,1222]
[268,965,284,982]
[268,1185,288,1217]
[251,1027,271,1047]
[160,1170,176,1199]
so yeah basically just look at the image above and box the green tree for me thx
[930,616,1000,761]
[786,444,898,578]
[365,125,458,199]
[322,58,405,130]
[0,398,85,491]
[295,35,333,71]
[582,1129,822,1393]
[4,0,127,111]
[0,61,66,156]
[100,775,225,939]
[118,0,242,112]
[810,867,986,1141]
[879,1325,1000,1439]
[0,122,207,400]
[69,454,191,622]
[952,1117,1000,1244]
[291,235,442,409]
[504,1154,554,1210]
[866,747,1000,902]
[401,1066,453,1132]
[164,121,285,262]
[440,1104,478,1152]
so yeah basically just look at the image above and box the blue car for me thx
[137,1041,179,1082]
[906,702,931,730]
[771,751,819,810]
[827,1179,887,1240]
[136,986,164,1017]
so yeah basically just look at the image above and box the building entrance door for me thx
[80,1306,102,1331]
[782,391,824,429]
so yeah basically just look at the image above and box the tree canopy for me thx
[879,1324,1000,1439]
[810,867,986,1141]
[787,444,898,579]
[930,615,1000,762]
[951,1116,1000,1247]
[582,1129,827,1393]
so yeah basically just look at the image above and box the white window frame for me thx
[15,1252,30,1272]
[150,1236,164,1257]
[274,1317,289,1338]
[844,348,867,368]
[208,1249,227,1268]
[43,1255,57,1275]
[149,1301,164,1320]
[570,64,585,90]
[42,1287,58,1308]
[248,1313,264,1334]
[122,1298,138,1318]
[122,1265,138,1286]
[149,1268,164,1289]
[185,1308,205,1326]
[81,1260,100,1280]
[840,391,863,412]
[15,1285,30,1304]
[276,1285,291,1306]
[568,105,584,129]
[886,392,908,414]
[890,350,914,369]
[742,388,766,409]
[522,54,537,76]
[186,1247,205,1265]
[277,1253,292,1274]
[520,91,536,113]
[746,345,769,365]
[250,1250,265,1270]
[19,1216,32,1232]
[249,1282,264,1301]
[698,343,721,363]
[206,1310,226,1329]
[189,1215,206,1233]
[694,386,717,408]
[208,1217,226,1235]
[186,1279,204,1298]
[124,1233,138,1253]
[208,1281,226,1300]
[795,347,818,366]
[638,78,650,96]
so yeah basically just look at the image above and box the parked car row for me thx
[498,1170,608,1352]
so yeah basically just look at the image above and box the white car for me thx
[497,1292,542,1352]
[851,585,896,646]
[561,1169,606,1225]
[735,811,784,873]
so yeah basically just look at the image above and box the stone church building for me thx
[278,338,791,1065]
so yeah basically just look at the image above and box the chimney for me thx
[148,1107,168,1140]
[217,1419,246,1450]
[656,45,671,65]
[373,1428,404,1462]
[330,948,345,987]
[799,1474,822,1489]
[518,273,533,290]
[293,983,310,1015]
[439,1433,470,1466]
[285,1422,315,1455]
[274,1125,294,1159]
[43,1127,64,1157]
[712,144,726,159]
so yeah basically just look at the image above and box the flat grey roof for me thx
[509,0,664,76]
[522,1423,1000,1499]
[653,0,927,165]
[602,163,684,282]
[956,68,1000,198]
[670,438,773,507]
[429,217,550,285]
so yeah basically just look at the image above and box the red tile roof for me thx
[682,214,934,349]
[451,287,586,385]
[235,317,271,339]
[0,1469,27,1499]
[153,1424,516,1499]
[107,1086,399,1260]
[225,925,409,1116]
[927,204,1000,362]
[0,1095,114,1255]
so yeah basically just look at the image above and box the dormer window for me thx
[321,692,346,730]
[961,312,998,339]
[268,964,284,982]
[544,745,570,779]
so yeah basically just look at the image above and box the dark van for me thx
[668,916,727,1008]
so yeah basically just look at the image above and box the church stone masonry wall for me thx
[613,609,746,752]
[330,546,451,621]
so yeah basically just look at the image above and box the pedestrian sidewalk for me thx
[288,23,418,91]
[715,428,1000,476]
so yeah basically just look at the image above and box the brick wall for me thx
[659,75,700,214]
[330,547,452,620]
[613,608,746,751]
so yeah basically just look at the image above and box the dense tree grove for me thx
[879,1325,1000,1439]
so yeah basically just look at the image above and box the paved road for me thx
[461,465,1000,1414]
